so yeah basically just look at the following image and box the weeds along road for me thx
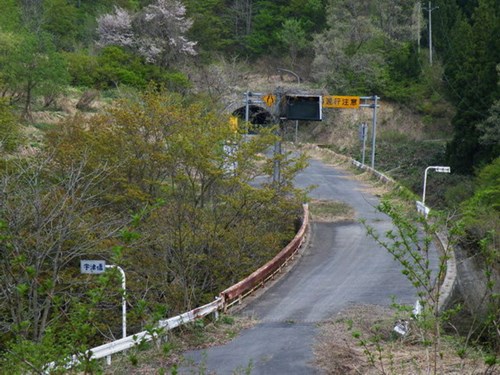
[180,156,438,374]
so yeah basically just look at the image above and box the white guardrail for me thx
[46,204,309,372]
[92,298,224,362]
[46,298,224,371]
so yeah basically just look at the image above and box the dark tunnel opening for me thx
[232,105,273,134]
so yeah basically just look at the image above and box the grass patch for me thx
[33,122,56,131]
[314,305,496,375]
[309,199,355,222]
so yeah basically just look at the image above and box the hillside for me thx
[0,0,498,372]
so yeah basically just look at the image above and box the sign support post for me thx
[371,95,378,169]
[359,122,368,165]
[105,265,127,339]
[359,96,380,169]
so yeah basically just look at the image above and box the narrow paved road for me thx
[181,157,435,374]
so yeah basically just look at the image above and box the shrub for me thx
[0,99,22,152]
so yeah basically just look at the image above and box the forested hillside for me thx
[0,0,498,168]
[0,0,498,372]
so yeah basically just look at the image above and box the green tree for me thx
[363,197,453,375]
[277,19,309,68]
[184,0,233,57]
[312,0,425,96]
[312,0,387,93]
[0,32,69,121]
[244,2,286,56]
[0,0,21,32]
[441,0,500,173]
[286,0,327,34]
[46,88,306,313]
[458,157,500,353]
[0,155,129,345]
[42,0,80,51]
[478,96,500,155]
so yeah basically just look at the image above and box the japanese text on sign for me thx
[81,260,106,274]
[323,96,360,109]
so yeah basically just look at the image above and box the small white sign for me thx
[81,260,106,274]
[415,201,430,217]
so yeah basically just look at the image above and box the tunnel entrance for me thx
[232,105,273,134]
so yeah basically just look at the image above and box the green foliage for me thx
[245,3,286,56]
[94,46,148,89]
[475,157,500,211]
[184,0,326,58]
[286,0,327,34]
[383,42,423,102]
[277,19,309,67]
[460,158,500,261]
[63,47,191,91]
[0,0,21,31]
[42,0,80,51]
[0,99,22,152]
[477,98,500,156]
[312,0,418,95]
[362,196,463,374]
[42,88,306,319]
[0,31,69,120]
[0,259,132,373]
[64,50,99,87]
[440,0,500,173]
[0,154,132,356]
[184,0,233,57]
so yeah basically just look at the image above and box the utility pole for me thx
[272,88,284,185]
[416,2,421,54]
[423,1,438,65]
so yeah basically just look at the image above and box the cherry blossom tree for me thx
[97,0,196,67]
[97,6,134,49]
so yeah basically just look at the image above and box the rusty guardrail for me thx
[220,203,309,308]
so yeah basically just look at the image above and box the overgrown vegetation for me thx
[358,190,499,373]
[315,305,496,375]
[309,147,498,373]
[0,0,498,372]
[0,89,306,372]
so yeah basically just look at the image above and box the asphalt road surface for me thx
[180,157,436,374]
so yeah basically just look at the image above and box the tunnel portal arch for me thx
[232,105,273,134]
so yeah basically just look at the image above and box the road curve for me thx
[180,157,427,374]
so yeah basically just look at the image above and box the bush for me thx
[66,46,192,92]
[64,51,98,87]
[0,99,22,152]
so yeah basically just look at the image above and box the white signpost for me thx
[416,165,451,218]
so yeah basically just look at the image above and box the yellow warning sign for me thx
[323,95,360,109]
[229,116,239,132]
[263,94,276,107]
